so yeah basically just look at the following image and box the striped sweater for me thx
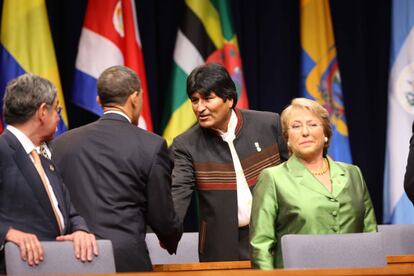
[171,108,288,262]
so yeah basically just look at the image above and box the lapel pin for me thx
[49,164,55,172]
[254,142,262,152]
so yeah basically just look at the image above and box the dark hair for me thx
[3,73,56,125]
[186,63,237,108]
[97,65,141,106]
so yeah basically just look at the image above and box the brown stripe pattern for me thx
[195,144,281,190]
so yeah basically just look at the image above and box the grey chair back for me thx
[146,232,198,264]
[5,240,115,275]
[378,224,414,255]
[281,232,386,269]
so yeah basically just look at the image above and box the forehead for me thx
[190,91,216,98]
[288,107,321,122]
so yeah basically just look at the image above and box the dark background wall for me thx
[0,0,391,222]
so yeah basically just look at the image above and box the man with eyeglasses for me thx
[0,74,98,274]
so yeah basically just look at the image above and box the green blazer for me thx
[250,155,377,269]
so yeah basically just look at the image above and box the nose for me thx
[301,125,310,136]
[197,100,206,113]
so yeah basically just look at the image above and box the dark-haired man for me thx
[52,65,182,272]
[0,74,97,274]
[171,63,288,262]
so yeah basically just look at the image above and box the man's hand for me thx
[56,231,98,262]
[5,228,44,266]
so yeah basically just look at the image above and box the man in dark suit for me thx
[0,74,98,274]
[52,65,182,272]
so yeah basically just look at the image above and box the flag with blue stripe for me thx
[383,0,414,224]
[300,0,352,163]
[0,0,68,136]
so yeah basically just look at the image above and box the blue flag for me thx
[383,0,414,224]
[300,0,352,163]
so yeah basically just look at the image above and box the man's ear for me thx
[96,96,102,107]
[37,103,48,121]
[130,90,141,107]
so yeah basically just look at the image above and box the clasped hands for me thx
[5,228,98,266]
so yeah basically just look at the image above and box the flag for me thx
[300,0,352,163]
[72,0,153,131]
[383,0,414,224]
[0,0,68,135]
[162,0,248,145]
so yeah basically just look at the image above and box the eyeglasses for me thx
[55,106,62,115]
[47,103,62,115]
[288,122,322,132]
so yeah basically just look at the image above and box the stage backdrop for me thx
[0,0,391,223]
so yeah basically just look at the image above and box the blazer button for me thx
[331,226,339,232]
[331,211,338,217]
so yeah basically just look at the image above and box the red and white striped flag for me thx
[72,0,153,131]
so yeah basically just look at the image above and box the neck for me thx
[298,154,325,172]
[11,122,43,146]
[104,106,132,120]
[213,110,233,134]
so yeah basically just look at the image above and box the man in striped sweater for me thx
[171,63,288,262]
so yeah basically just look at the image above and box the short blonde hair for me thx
[280,98,332,155]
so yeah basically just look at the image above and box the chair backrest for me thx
[378,224,414,255]
[281,232,386,269]
[5,240,116,275]
[145,232,199,264]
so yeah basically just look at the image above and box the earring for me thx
[287,141,290,147]
[324,137,328,143]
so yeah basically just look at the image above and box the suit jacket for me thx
[0,129,89,273]
[171,109,288,262]
[404,122,414,203]
[51,113,182,272]
[250,154,378,269]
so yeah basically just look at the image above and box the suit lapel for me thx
[328,157,347,198]
[3,130,60,233]
[287,154,332,197]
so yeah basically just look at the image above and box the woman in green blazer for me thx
[250,98,377,269]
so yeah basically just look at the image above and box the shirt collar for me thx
[6,125,36,154]
[104,110,131,123]
[219,110,238,142]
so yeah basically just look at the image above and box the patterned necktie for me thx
[30,150,64,233]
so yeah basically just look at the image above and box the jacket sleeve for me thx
[355,166,377,232]
[170,138,196,224]
[250,168,278,270]
[404,123,414,204]
[146,139,183,254]
[61,182,90,234]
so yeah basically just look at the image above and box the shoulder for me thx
[172,124,203,146]
[331,160,363,180]
[333,160,360,172]
[239,109,280,122]
[260,162,288,178]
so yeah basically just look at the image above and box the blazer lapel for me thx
[287,154,332,197]
[328,157,347,198]
[3,130,60,233]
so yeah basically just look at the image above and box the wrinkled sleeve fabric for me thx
[250,168,278,270]
[62,183,90,234]
[146,140,182,254]
[404,123,414,204]
[355,166,377,232]
[170,138,196,224]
